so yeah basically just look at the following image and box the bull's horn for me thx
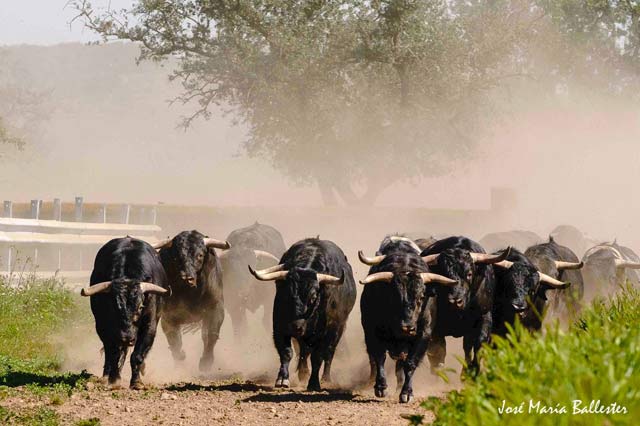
[493,260,514,269]
[421,254,439,265]
[360,272,394,285]
[614,259,640,269]
[140,282,169,294]
[254,250,280,263]
[203,237,231,249]
[537,272,570,288]
[554,260,583,270]
[470,247,511,264]
[80,281,112,296]
[317,271,345,286]
[358,251,386,266]
[420,273,457,285]
[390,236,421,253]
[248,265,288,281]
[153,238,173,250]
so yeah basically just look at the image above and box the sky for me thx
[0,0,133,45]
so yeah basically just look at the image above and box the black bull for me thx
[219,222,287,339]
[156,230,229,372]
[249,238,356,391]
[81,237,169,389]
[420,236,510,375]
[358,242,456,403]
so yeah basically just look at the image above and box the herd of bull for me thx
[79,223,640,403]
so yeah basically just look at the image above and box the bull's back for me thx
[227,223,287,257]
[91,237,165,285]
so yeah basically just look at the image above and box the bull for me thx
[154,230,229,372]
[249,238,356,391]
[219,222,287,339]
[81,237,169,389]
[582,241,640,301]
[419,236,510,375]
[524,237,584,323]
[358,242,456,403]
[491,248,570,336]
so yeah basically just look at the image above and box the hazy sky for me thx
[0,0,133,45]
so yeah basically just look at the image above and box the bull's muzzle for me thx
[400,325,417,336]
[289,320,306,337]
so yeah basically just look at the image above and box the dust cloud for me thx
[3,33,639,398]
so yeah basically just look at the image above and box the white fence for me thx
[1,197,162,285]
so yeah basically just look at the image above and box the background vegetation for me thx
[0,276,91,425]
[72,0,640,205]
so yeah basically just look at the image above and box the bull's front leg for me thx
[161,317,185,362]
[200,303,224,372]
[463,311,492,378]
[372,351,388,397]
[399,338,429,404]
[427,335,446,375]
[297,341,311,383]
[130,320,158,389]
[274,332,293,388]
[228,305,248,344]
[307,350,323,391]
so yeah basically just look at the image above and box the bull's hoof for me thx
[399,392,413,403]
[130,381,146,390]
[306,382,322,392]
[430,363,445,376]
[374,387,387,398]
[172,349,186,362]
[199,357,213,372]
[109,380,124,390]
[275,378,290,388]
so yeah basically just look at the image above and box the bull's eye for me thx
[466,271,473,281]
[197,253,204,260]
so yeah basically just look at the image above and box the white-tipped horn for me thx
[153,238,173,250]
[389,236,421,253]
[421,253,440,265]
[359,272,394,285]
[203,237,231,250]
[554,260,583,270]
[470,247,512,264]
[80,281,112,297]
[254,250,280,263]
[614,259,640,269]
[493,260,514,269]
[537,272,571,288]
[358,251,386,266]
[420,273,457,285]
[140,282,169,294]
[317,271,345,286]
[248,265,288,281]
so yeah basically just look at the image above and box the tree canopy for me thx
[72,0,640,205]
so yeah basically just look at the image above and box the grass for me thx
[0,275,93,424]
[413,285,640,426]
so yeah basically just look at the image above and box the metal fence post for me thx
[75,197,83,222]
[122,204,131,224]
[31,199,41,219]
[3,201,12,218]
[99,203,107,223]
[53,198,62,221]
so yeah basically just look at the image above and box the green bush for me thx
[416,286,640,426]
[0,276,91,394]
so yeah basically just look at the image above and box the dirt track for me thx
[3,377,439,425]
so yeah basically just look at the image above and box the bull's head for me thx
[422,248,511,310]
[155,230,230,288]
[359,269,455,337]
[81,279,167,346]
[219,246,280,300]
[583,249,640,291]
[248,264,343,337]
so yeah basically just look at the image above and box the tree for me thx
[71,0,549,205]
[0,49,48,156]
